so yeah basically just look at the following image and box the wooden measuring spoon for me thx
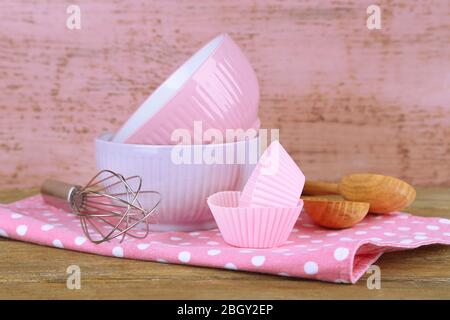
[303,173,416,214]
[302,197,370,229]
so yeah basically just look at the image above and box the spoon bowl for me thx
[302,197,370,229]
[339,174,416,214]
[303,173,416,214]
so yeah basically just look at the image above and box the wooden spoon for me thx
[302,197,370,229]
[303,173,416,214]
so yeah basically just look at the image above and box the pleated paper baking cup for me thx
[239,140,305,208]
[208,191,303,248]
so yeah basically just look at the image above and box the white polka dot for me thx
[311,240,323,244]
[11,213,23,219]
[438,219,450,225]
[398,215,409,219]
[156,258,167,263]
[414,232,426,235]
[52,239,64,248]
[112,246,124,257]
[298,235,310,239]
[443,233,450,237]
[179,242,191,246]
[239,249,254,253]
[304,261,319,275]
[334,247,350,261]
[251,256,266,267]
[307,248,319,252]
[170,236,182,241]
[291,228,299,233]
[383,232,396,237]
[412,221,423,224]
[43,212,53,216]
[278,272,289,276]
[16,225,27,236]
[283,252,294,256]
[178,251,191,263]
[272,248,289,253]
[198,236,209,239]
[414,235,428,240]
[383,220,395,224]
[369,237,382,241]
[355,231,367,235]
[285,240,294,244]
[0,229,8,237]
[339,237,354,242]
[75,236,87,246]
[207,241,219,246]
[326,232,338,237]
[41,224,54,231]
[370,226,382,230]
[426,225,440,231]
[137,243,150,250]
[224,263,237,270]
[398,227,410,231]
[189,232,200,236]
[207,249,221,256]
[400,239,413,244]
[294,244,307,248]
[48,218,59,222]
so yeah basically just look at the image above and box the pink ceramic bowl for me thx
[208,191,303,248]
[96,133,259,232]
[113,33,260,145]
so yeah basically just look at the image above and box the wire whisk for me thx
[41,170,160,244]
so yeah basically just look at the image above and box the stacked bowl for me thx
[96,33,261,231]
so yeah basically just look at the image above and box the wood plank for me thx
[0,0,449,188]
[0,187,449,299]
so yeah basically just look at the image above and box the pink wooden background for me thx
[0,0,449,188]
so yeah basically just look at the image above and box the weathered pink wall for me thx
[0,0,449,188]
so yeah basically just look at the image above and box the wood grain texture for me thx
[0,0,449,188]
[302,198,369,229]
[0,187,449,299]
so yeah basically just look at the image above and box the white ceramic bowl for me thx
[112,33,260,145]
[95,133,259,231]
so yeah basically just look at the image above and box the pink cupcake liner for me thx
[239,140,305,208]
[208,191,303,248]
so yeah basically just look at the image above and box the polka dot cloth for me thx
[1,195,450,284]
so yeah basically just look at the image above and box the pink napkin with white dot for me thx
[1,195,450,284]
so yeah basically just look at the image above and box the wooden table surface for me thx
[0,187,449,299]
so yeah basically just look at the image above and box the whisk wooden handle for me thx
[41,179,78,201]
[302,181,340,196]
